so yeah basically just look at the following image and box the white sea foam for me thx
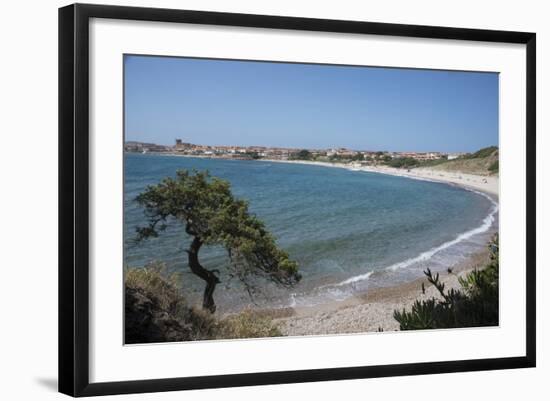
[335,271,374,286]
[288,293,297,308]
[289,190,498,306]
[332,189,498,286]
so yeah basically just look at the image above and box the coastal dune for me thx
[268,159,499,197]
[370,165,498,197]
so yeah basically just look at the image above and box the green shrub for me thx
[125,263,283,342]
[416,158,449,168]
[393,235,499,330]
[327,153,363,162]
[386,157,419,168]
[488,160,499,173]
[290,149,314,160]
[463,146,498,159]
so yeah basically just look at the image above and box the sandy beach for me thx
[164,153,499,334]
[255,159,499,335]
[162,153,499,197]
[266,159,499,197]
[273,248,491,335]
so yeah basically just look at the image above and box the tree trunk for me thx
[187,236,220,313]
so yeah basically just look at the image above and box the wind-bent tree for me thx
[134,170,301,313]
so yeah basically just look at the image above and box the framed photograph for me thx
[59,3,536,397]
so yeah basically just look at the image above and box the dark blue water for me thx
[124,154,497,311]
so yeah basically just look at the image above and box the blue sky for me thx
[124,55,498,153]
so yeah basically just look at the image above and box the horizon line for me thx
[124,139,497,154]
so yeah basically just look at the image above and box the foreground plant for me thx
[134,169,300,313]
[394,235,499,330]
[125,263,282,343]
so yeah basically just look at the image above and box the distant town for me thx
[125,139,467,167]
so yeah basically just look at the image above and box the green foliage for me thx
[125,265,282,341]
[245,151,262,160]
[416,158,449,168]
[488,160,499,173]
[386,157,419,168]
[394,235,499,330]
[135,169,300,287]
[463,146,498,159]
[384,157,448,169]
[290,149,314,160]
[328,153,364,162]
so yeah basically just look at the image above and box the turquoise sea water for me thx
[124,153,498,311]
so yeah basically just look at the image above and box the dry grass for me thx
[218,309,282,339]
[125,261,187,315]
[428,149,499,175]
[125,262,283,341]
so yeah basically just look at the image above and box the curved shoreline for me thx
[131,153,499,332]
[287,202,497,310]
[142,153,499,198]
[159,153,499,294]
[251,159,499,333]
[261,158,499,199]
[276,247,493,335]
[262,157,499,292]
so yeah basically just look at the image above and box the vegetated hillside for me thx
[125,263,283,344]
[426,146,499,175]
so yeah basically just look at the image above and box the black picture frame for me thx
[59,3,536,397]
